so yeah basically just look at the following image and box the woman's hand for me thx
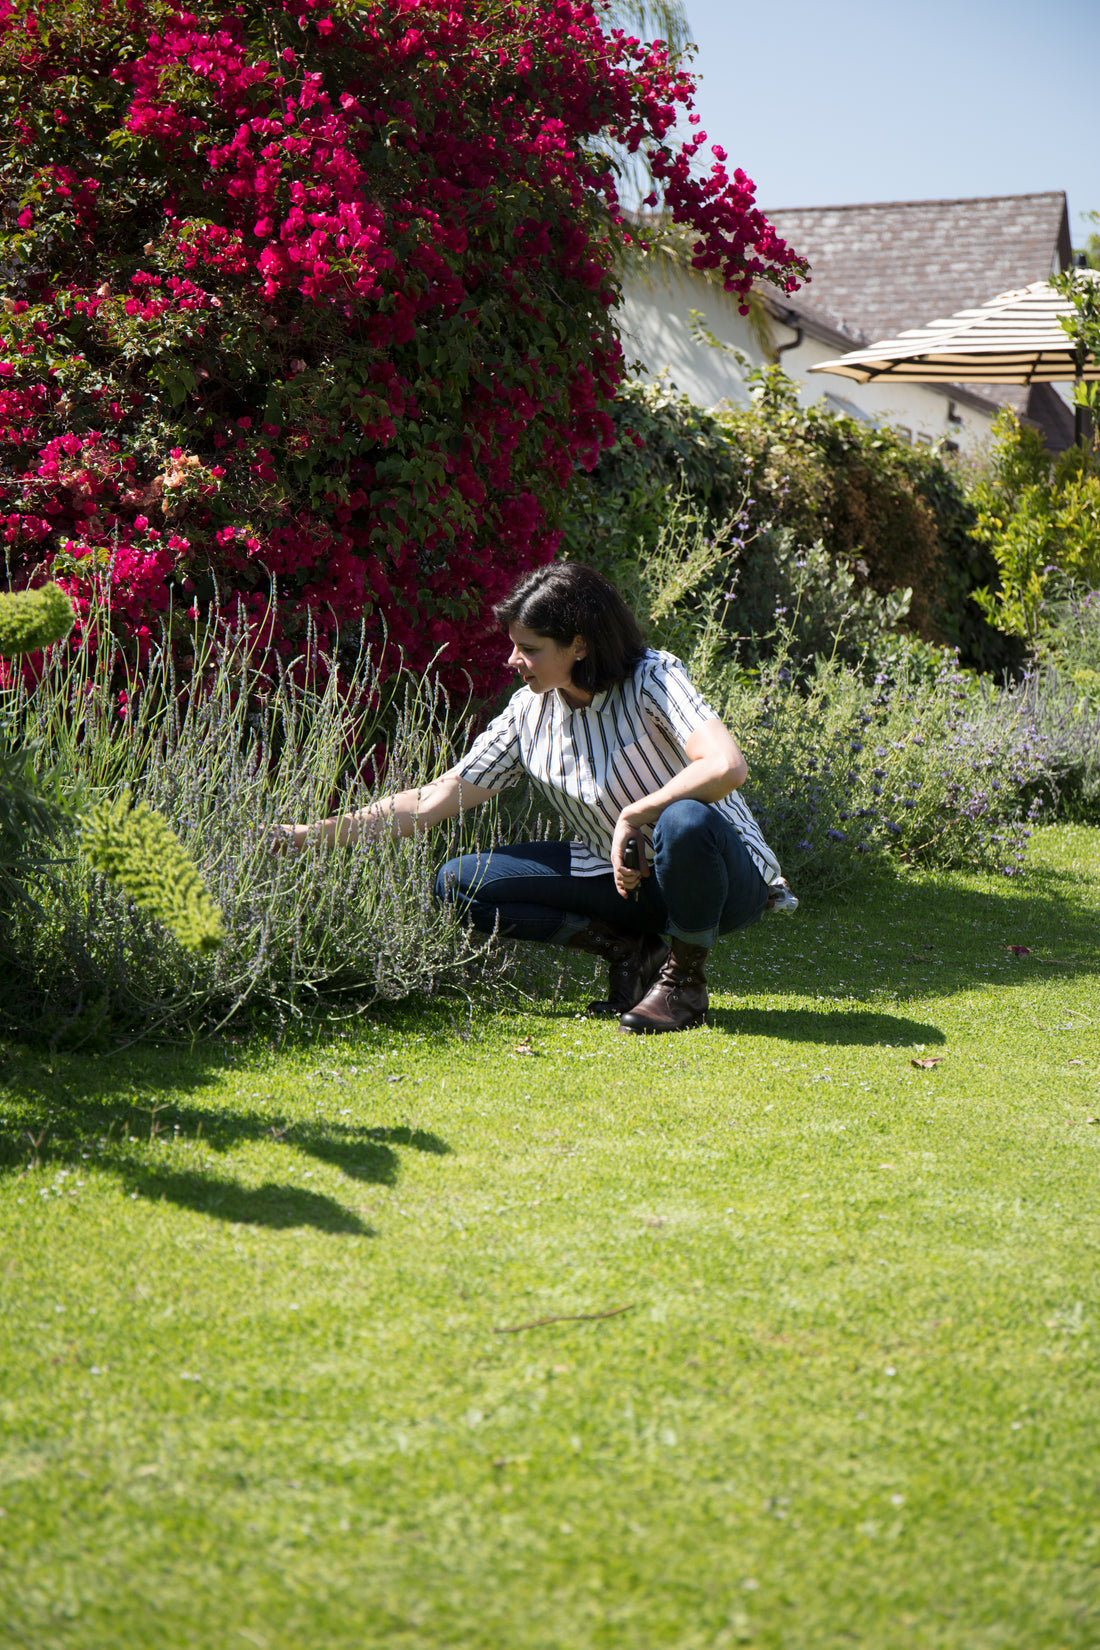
[611,812,650,900]
[270,823,311,855]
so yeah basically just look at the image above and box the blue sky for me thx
[677,0,1100,242]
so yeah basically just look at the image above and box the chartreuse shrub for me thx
[0,582,76,657]
[82,793,223,955]
[0,580,224,967]
[0,582,74,913]
[972,410,1100,648]
[0,0,803,697]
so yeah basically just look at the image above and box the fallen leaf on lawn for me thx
[911,1056,943,1069]
[1006,945,1031,956]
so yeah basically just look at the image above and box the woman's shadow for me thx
[709,1004,945,1045]
[709,862,1100,1047]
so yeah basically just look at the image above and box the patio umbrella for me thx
[807,276,1099,443]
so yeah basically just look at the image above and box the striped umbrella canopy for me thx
[807,276,1100,386]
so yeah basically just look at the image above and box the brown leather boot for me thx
[617,939,709,1034]
[566,920,669,1017]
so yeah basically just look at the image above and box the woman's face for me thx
[507,623,589,702]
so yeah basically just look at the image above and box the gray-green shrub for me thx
[565,371,1014,674]
[630,505,1085,894]
[7,508,1097,1035]
[1,604,508,1035]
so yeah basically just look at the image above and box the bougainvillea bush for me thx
[0,0,802,694]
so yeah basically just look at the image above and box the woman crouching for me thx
[283,563,786,1034]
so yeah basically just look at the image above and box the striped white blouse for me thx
[454,649,781,884]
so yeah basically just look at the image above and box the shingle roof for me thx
[763,192,1073,439]
[764,192,1072,342]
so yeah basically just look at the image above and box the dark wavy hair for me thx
[493,562,647,694]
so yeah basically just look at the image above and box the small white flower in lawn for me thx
[890,1494,905,1506]
[89,1367,105,1375]
[885,1366,897,1376]
[288,1303,299,1311]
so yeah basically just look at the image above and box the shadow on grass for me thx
[724,862,1100,1006]
[0,1045,450,1235]
[711,1006,946,1045]
[125,1166,373,1234]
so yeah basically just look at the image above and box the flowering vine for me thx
[0,0,803,692]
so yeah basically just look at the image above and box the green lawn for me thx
[3,825,1100,1650]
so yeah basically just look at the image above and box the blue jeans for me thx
[434,799,769,949]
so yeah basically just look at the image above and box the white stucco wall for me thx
[616,258,758,409]
[617,260,999,455]
[781,325,997,456]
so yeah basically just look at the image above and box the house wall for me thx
[616,258,758,409]
[779,323,998,455]
[617,261,999,455]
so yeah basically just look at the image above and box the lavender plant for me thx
[1009,661,1100,823]
[717,650,1056,894]
[2,598,510,1033]
[632,524,1081,895]
[6,524,1097,1037]
[1036,588,1100,707]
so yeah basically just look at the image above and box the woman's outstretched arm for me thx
[280,769,499,853]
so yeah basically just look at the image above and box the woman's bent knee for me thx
[654,798,715,849]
